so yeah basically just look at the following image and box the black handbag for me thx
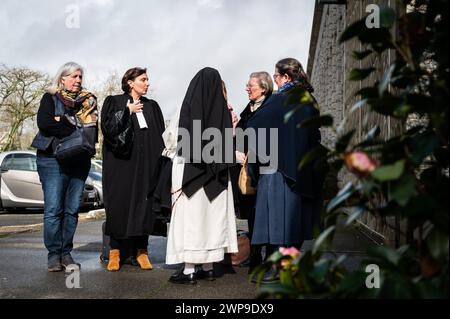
[31,132,55,151]
[54,120,96,160]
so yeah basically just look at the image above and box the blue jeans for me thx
[37,156,89,259]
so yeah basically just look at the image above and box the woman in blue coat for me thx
[247,58,324,271]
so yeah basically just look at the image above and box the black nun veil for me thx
[177,67,234,201]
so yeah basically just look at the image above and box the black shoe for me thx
[169,271,197,285]
[61,254,80,273]
[250,269,280,284]
[261,269,280,284]
[47,256,62,272]
[196,269,215,281]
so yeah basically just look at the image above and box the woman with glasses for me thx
[233,72,273,274]
[101,67,165,271]
[247,58,324,282]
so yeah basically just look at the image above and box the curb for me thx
[0,209,106,236]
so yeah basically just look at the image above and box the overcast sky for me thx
[0,0,315,119]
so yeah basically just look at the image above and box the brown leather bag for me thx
[238,157,256,195]
[231,230,251,266]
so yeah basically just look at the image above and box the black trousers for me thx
[109,236,149,258]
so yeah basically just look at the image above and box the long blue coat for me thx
[247,88,324,245]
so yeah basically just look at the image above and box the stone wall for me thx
[310,4,346,150]
[308,0,406,247]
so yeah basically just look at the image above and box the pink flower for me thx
[345,152,378,177]
[279,247,301,269]
[279,247,301,259]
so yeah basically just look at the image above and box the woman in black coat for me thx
[233,72,273,273]
[35,61,98,273]
[101,67,165,271]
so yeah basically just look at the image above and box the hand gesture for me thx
[127,99,143,113]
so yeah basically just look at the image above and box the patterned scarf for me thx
[56,89,98,127]
[278,81,298,93]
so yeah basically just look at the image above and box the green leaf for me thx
[363,125,381,142]
[379,63,396,96]
[409,131,440,165]
[257,283,299,298]
[284,109,297,124]
[358,28,393,51]
[390,174,417,206]
[352,50,373,60]
[336,271,368,294]
[404,194,437,219]
[279,269,294,286]
[310,259,331,284]
[371,160,405,182]
[350,99,368,113]
[286,87,314,107]
[426,228,449,261]
[327,182,355,213]
[345,206,365,226]
[367,246,401,267]
[266,251,283,263]
[297,115,333,128]
[368,95,404,117]
[339,18,367,43]
[405,94,434,115]
[313,226,336,254]
[382,273,413,298]
[380,7,396,28]
[298,144,330,170]
[355,87,379,99]
[336,129,356,153]
[349,68,376,81]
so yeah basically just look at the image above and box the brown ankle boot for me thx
[107,249,120,271]
[136,249,153,270]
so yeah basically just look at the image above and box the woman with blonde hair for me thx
[35,61,98,272]
[234,71,273,273]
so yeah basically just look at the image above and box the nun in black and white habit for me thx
[162,67,238,284]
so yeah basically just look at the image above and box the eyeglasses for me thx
[245,83,257,89]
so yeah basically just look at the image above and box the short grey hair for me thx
[48,62,84,94]
[250,71,273,96]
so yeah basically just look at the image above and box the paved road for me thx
[0,217,259,299]
[0,213,372,299]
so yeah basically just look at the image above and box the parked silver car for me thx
[88,160,103,207]
[0,151,100,212]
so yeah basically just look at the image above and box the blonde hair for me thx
[48,62,84,94]
[250,71,273,96]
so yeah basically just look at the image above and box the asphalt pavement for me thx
[0,211,372,299]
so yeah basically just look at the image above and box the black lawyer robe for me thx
[101,94,165,238]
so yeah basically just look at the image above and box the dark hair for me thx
[276,58,314,93]
[121,67,147,93]
[222,80,228,101]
